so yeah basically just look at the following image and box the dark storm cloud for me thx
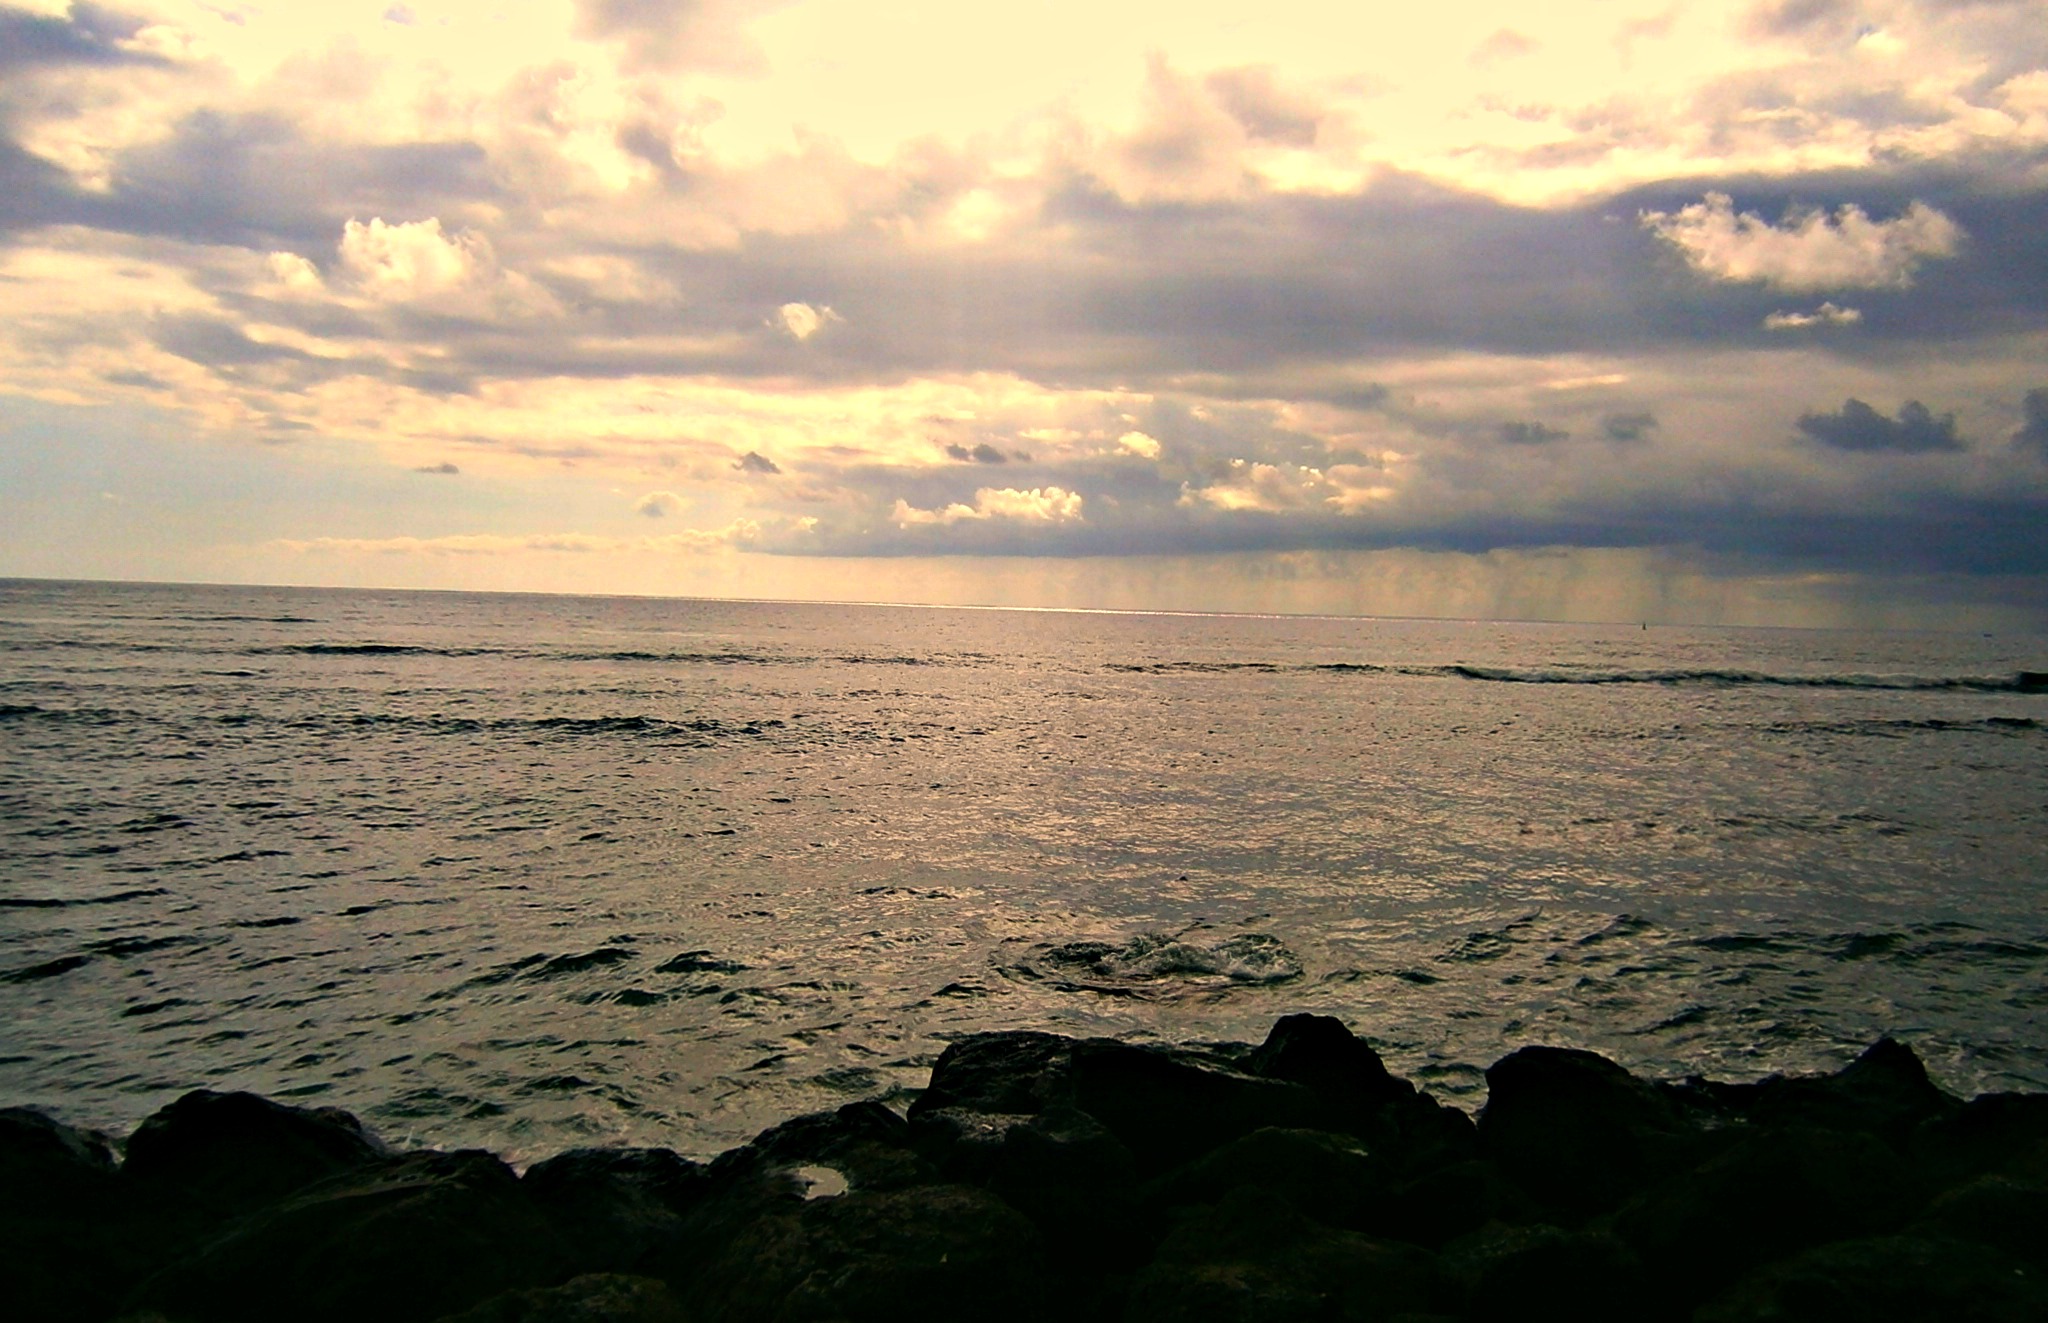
[944,443,1010,464]
[1499,421,1569,446]
[1602,412,1658,442]
[2014,389,2048,459]
[1796,398,1965,453]
[0,3,161,74]
[734,451,781,474]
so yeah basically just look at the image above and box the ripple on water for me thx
[998,930,1304,999]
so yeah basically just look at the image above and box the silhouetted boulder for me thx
[521,1147,706,1276]
[1683,1038,1959,1141]
[912,1032,1326,1175]
[1246,1015,1478,1167]
[121,1088,387,1221]
[129,1149,568,1323]
[1910,1172,2048,1271]
[1477,1047,1698,1219]
[1,1107,135,1323]
[1912,1090,2048,1186]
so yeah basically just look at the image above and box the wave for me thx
[1106,660,2048,692]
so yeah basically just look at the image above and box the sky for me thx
[2,0,2046,628]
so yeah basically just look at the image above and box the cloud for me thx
[338,218,489,301]
[1763,302,1863,330]
[945,442,1009,464]
[1471,29,1539,65]
[734,450,782,474]
[1601,412,1658,442]
[276,522,761,556]
[2014,388,2048,458]
[1499,420,1569,445]
[414,461,460,474]
[775,302,839,341]
[891,486,1084,527]
[637,489,684,517]
[1796,398,1965,452]
[0,3,162,74]
[1118,430,1162,460]
[1642,193,1963,291]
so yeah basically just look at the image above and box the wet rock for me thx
[1696,1233,2048,1323]
[432,1273,689,1323]
[521,1148,706,1276]
[1245,1015,1477,1167]
[691,1181,1045,1323]
[1127,1185,1443,1322]
[129,1149,568,1323]
[911,1032,1326,1175]
[1,1107,135,1323]
[1476,1047,1698,1220]
[121,1088,387,1221]
[1683,1038,1959,1141]
[1376,1160,1536,1249]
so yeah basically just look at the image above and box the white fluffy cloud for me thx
[1642,193,1962,291]
[891,486,1084,526]
[776,302,839,340]
[1763,302,1863,331]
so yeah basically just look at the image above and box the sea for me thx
[2,577,2043,1163]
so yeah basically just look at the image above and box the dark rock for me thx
[431,1273,689,1323]
[1477,1046,1698,1219]
[1696,1233,2048,1323]
[1443,1222,1647,1323]
[691,1181,1045,1322]
[1377,1160,1537,1248]
[1146,1126,1388,1234]
[1127,1185,1443,1322]
[1245,1015,1478,1168]
[521,1147,706,1275]
[1615,1125,1923,1308]
[1913,1091,2048,1186]
[121,1088,387,1220]
[1,1107,135,1323]
[730,1097,929,1192]
[1681,1038,1959,1141]
[912,1032,1326,1175]
[913,1102,1147,1274]
[129,1149,569,1323]
[1911,1173,2048,1271]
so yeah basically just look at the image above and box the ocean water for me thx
[2,577,2044,1162]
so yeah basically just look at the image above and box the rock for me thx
[128,1149,569,1323]
[1696,1233,2048,1323]
[521,1147,706,1276]
[431,1273,689,1323]
[1911,1173,2048,1271]
[1476,1046,1699,1220]
[913,1102,1147,1274]
[1442,1222,1646,1323]
[1245,1016,1477,1168]
[1615,1125,1923,1309]
[691,1181,1046,1323]
[1146,1126,1389,1234]
[121,1089,387,1221]
[1913,1091,2048,1186]
[1127,1185,1444,1322]
[732,1098,930,1192]
[911,1032,1327,1175]
[1377,1160,1536,1249]
[1,1107,135,1323]
[1679,1038,1959,1142]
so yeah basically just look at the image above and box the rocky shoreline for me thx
[5,1015,2044,1322]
